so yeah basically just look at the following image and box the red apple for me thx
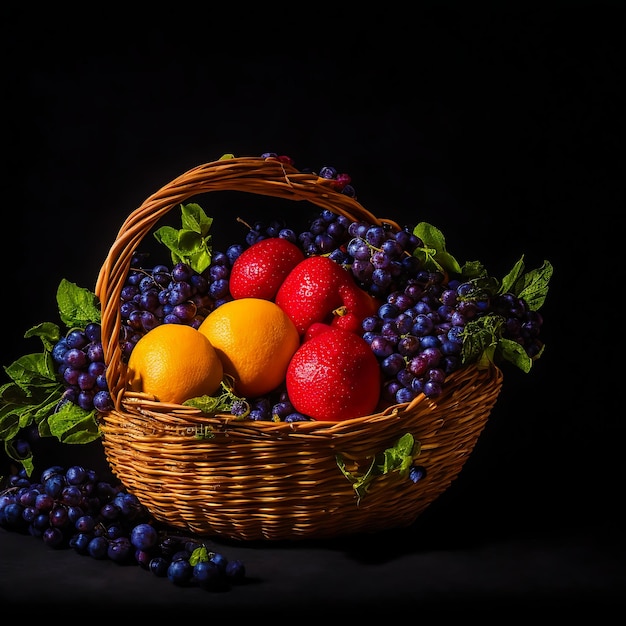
[286,327,381,421]
[229,238,305,301]
[275,256,378,336]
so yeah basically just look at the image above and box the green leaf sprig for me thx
[1,281,103,476]
[336,433,420,504]
[153,203,214,273]
[412,222,552,373]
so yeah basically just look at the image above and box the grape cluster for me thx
[119,256,215,361]
[343,221,423,298]
[362,270,545,404]
[363,270,465,404]
[52,322,114,413]
[0,465,246,590]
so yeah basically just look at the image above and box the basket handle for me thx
[95,155,401,408]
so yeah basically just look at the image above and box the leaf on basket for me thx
[183,379,249,421]
[153,202,214,274]
[336,433,421,504]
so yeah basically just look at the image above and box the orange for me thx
[126,324,223,404]
[198,298,300,397]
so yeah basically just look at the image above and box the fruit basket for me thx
[92,154,518,541]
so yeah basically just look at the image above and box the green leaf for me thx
[499,256,526,294]
[189,545,210,565]
[153,225,179,254]
[336,433,421,503]
[497,338,533,373]
[47,402,101,444]
[460,260,488,280]
[461,315,504,366]
[184,381,246,416]
[4,353,59,393]
[56,279,101,328]
[24,322,62,352]
[153,203,214,274]
[512,260,553,311]
[412,222,463,276]
[181,203,213,237]
[0,404,21,440]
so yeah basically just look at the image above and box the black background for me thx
[1,3,623,618]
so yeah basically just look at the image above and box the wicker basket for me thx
[95,155,504,541]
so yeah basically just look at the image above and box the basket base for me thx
[100,365,503,541]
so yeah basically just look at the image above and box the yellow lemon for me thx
[127,323,223,404]
[198,298,300,397]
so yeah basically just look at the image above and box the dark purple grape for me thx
[62,367,80,386]
[44,475,65,499]
[108,537,133,562]
[398,336,420,357]
[52,339,69,363]
[77,390,95,410]
[396,386,417,404]
[149,557,169,577]
[423,380,443,398]
[193,561,221,589]
[49,505,70,529]
[75,515,96,533]
[171,262,193,283]
[66,330,88,349]
[77,371,96,391]
[61,485,83,506]
[381,353,405,377]
[69,532,93,554]
[172,302,197,322]
[88,536,109,559]
[168,559,194,586]
[42,526,64,547]
[63,348,88,368]
[93,391,114,411]
[130,523,159,550]
[369,336,394,359]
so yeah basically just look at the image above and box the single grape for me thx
[42,526,64,548]
[88,535,109,559]
[130,523,159,550]
[168,559,194,586]
[108,536,133,562]
[193,560,222,590]
[149,556,169,577]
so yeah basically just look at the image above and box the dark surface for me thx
[1,4,624,618]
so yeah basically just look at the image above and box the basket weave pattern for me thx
[95,156,503,541]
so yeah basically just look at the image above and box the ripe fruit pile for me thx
[1,154,552,470]
[100,202,548,420]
